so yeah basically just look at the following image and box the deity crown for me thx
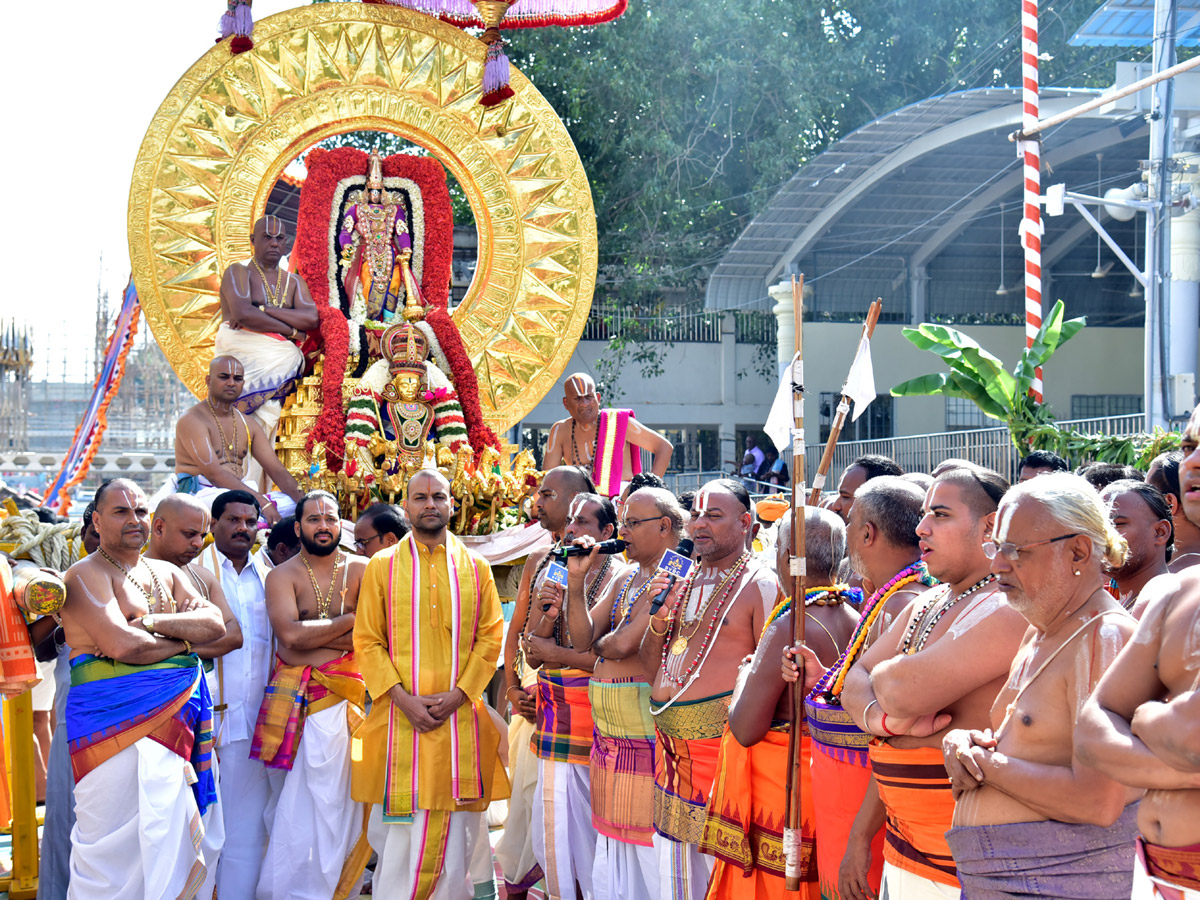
[367,150,384,191]
[382,322,429,376]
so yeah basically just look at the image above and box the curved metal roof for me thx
[705,86,1152,325]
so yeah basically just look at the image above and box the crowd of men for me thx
[20,403,1200,900]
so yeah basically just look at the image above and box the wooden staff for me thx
[807,299,884,507]
[783,273,808,890]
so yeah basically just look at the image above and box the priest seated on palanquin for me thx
[155,355,303,525]
[217,215,317,436]
[344,320,472,492]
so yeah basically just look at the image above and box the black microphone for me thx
[648,538,695,615]
[558,538,627,558]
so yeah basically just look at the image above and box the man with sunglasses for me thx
[1078,403,1200,899]
[556,487,685,900]
[842,466,1027,899]
[942,472,1139,898]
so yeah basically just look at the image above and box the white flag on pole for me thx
[844,335,876,421]
[765,354,797,453]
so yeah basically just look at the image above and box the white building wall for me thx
[521,321,1166,448]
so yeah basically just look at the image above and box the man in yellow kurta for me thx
[353,469,510,900]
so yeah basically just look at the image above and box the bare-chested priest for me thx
[942,473,1140,899]
[59,478,226,898]
[640,478,782,900]
[1077,402,1200,899]
[168,355,304,525]
[216,214,317,441]
[254,490,369,900]
[543,373,673,498]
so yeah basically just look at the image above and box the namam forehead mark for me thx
[209,355,244,377]
[565,374,595,398]
[695,485,742,516]
[409,469,450,493]
[253,215,285,238]
[304,495,340,519]
[568,495,591,520]
[992,496,1025,544]
[104,483,148,513]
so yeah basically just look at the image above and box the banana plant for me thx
[890,300,1086,453]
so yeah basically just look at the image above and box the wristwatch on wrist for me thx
[142,614,157,634]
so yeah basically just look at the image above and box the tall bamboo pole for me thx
[806,300,884,507]
[783,274,808,890]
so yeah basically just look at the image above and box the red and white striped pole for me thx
[1020,0,1043,401]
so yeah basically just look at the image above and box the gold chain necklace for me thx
[301,551,343,619]
[206,397,239,458]
[99,549,174,613]
[251,258,287,307]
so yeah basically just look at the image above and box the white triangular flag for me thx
[844,335,876,421]
[765,355,797,452]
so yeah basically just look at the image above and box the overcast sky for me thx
[9,1,296,382]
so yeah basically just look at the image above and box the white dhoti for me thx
[194,756,226,900]
[470,811,499,900]
[593,835,656,900]
[493,712,542,894]
[652,832,714,900]
[367,804,478,900]
[214,738,284,900]
[256,701,364,900]
[533,759,596,900]
[213,322,303,435]
[151,473,296,521]
[67,738,206,900]
[881,861,961,899]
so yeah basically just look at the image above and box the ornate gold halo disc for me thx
[127,2,597,432]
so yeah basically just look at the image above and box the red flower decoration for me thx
[294,147,459,469]
[425,307,501,459]
[306,304,350,467]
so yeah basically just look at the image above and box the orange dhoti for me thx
[868,740,959,889]
[700,726,818,900]
[805,692,884,900]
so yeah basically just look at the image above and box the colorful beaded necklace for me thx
[812,561,935,703]
[659,552,750,687]
[609,568,655,630]
[902,574,997,655]
[763,585,862,638]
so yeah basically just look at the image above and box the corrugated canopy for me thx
[705,87,1154,326]
[1070,0,1200,47]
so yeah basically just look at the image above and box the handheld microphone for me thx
[558,538,627,558]
[648,539,695,615]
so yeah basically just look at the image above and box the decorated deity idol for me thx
[344,319,471,484]
[338,150,424,324]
